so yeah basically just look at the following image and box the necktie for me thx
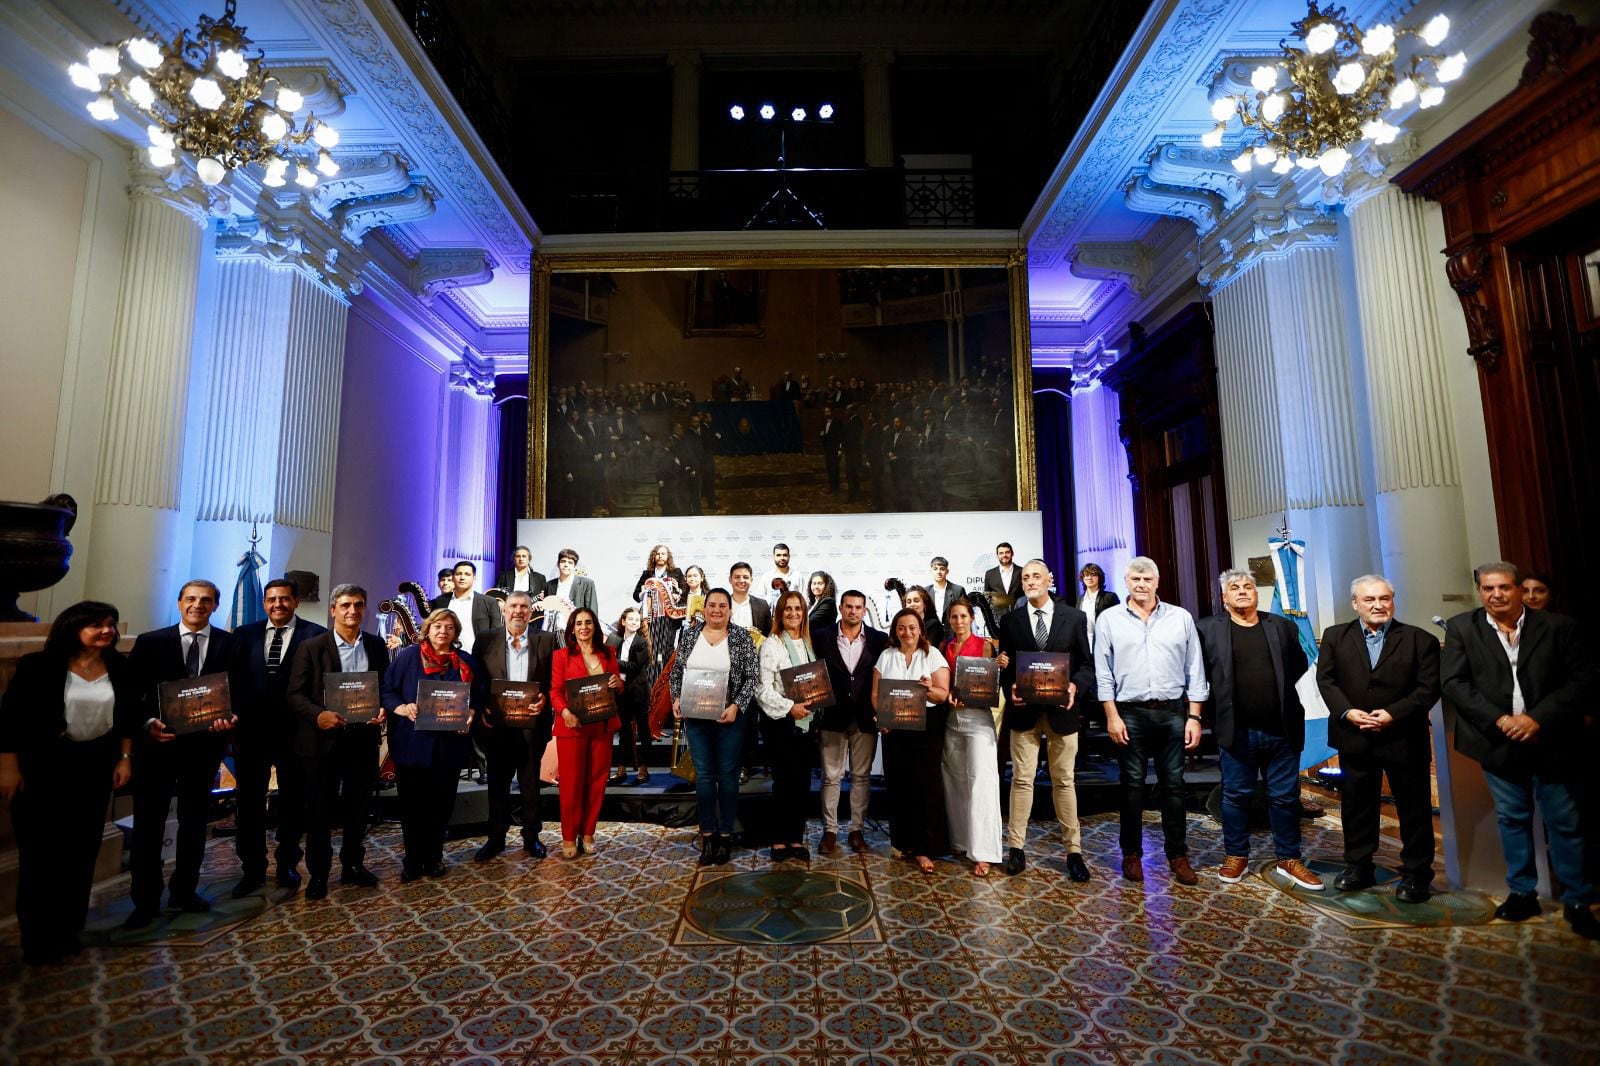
[266,627,285,673]
[512,634,522,651]
[1034,609,1048,650]
[185,632,201,677]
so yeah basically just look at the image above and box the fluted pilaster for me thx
[667,50,701,173]
[438,358,498,564]
[861,49,894,168]
[1211,267,1287,522]
[1071,382,1135,581]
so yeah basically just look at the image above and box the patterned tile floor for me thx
[3,811,1599,1065]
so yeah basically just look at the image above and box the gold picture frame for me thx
[526,247,1036,517]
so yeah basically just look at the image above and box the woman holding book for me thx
[756,590,825,861]
[606,607,652,785]
[550,607,624,858]
[382,609,485,881]
[670,589,760,866]
[873,608,951,873]
[940,599,1004,877]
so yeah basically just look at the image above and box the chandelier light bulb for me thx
[195,155,226,185]
[1332,61,1366,95]
[260,110,288,140]
[1231,151,1253,173]
[1271,156,1294,175]
[1318,147,1350,176]
[1421,14,1450,47]
[1418,85,1446,108]
[86,46,121,76]
[1437,52,1467,83]
[127,75,156,109]
[1389,77,1418,108]
[68,63,100,92]
[276,87,304,112]
[316,149,340,176]
[126,37,163,71]
[1201,126,1225,148]
[190,76,224,110]
[294,163,317,188]
[86,94,117,121]
[147,124,175,149]
[1261,93,1286,123]
[262,156,290,187]
[729,104,745,120]
[1210,96,1236,122]
[818,103,834,119]
[1304,22,1338,54]
[147,144,175,167]
[215,48,249,80]
[1250,66,1278,92]
[312,122,339,148]
[1361,118,1400,145]
[1296,154,1321,170]
[1361,24,1396,56]
[1253,145,1276,165]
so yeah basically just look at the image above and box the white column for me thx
[1070,380,1134,582]
[1345,184,1471,617]
[861,49,895,167]
[667,50,700,174]
[437,357,499,573]
[83,168,209,629]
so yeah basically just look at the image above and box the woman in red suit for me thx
[550,607,624,858]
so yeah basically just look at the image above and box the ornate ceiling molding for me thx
[411,248,497,303]
[272,63,349,118]
[448,347,496,396]
[1068,242,1151,297]
[1124,173,1224,235]
[215,202,368,299]
[1143,142,1247,211]
[332,181,438,245]
[1196,192,1337,291]
[310,150,414,215]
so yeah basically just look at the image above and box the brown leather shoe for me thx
[1170,857,1199,886]
[1218,855,1249,883]
[1276,858,1324,891]
[819,831,838,856]
[1121,855,1144,882]
[847,830,868,854]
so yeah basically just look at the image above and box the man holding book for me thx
[471,591,557,861]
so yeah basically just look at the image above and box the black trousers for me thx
[13,734,119,961]
[482,724,549,843]
[1116,701,1189,859]
[130,732,226,910]
[302,728,380,876]
[233,720,304,879]
[762,714,817,844]
[614,694,649,769]
[1339,750,1436,882]
[395,763,460,870]
[883,712,950,858]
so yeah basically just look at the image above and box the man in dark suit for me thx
[1197,569,1319,890]
[1317,574,1441,903]
[984,542,1023,613]
[429,561,500,650]
[813,590,891,856]
[496,545,546,597]
[228,578,325,897]
[1441,562,1597,939]
[471,591,558,861]
[727,562,772,635]
[285,583,389,899]
[998,560,1096,879]
[125,579,237,928]
[819,405,844,495]
[543,548,599,619]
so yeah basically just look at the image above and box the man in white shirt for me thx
[496,545,547,596]
[761,543,799,607]
[983,541,1022,611]
[728,562,773,634]
[429,561,498,648]
[927,556,960,624]
[541,548,599,622]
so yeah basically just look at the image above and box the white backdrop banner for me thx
[516,510,1046,632]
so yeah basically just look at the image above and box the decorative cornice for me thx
[1124,172,1224,235]
[411,248,496,303]
[1197,195,1338,291]
[272,63,349,119]
[1143,142,1247,212]
[1068,242,1151,297]
[331,181,438,245]
[215,201,367,299]
[448,347,495,396]
[128,156,224,225]
[1337,133,1423,212]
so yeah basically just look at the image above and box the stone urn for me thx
[0,494,77,621]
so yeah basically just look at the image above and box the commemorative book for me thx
[874,678,928,731]
[952,656,1000,708]
[1016,652,1073,706]
[490,679,543,727]
[565,674,619,724]
[415,679,472,731]
[157,673,232,734]
[778,662,836,709]
[323,671,380,724]
[679,667,729,720]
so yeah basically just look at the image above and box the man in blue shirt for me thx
[1095,557,1208,885]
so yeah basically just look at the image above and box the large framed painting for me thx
[526,248,1035,518]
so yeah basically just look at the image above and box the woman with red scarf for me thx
[550,607,624,859]
[382,608,486,881]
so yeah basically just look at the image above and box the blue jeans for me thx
[1219,729,1302,859]
[1483,766,1593,906]
[1117,703,1188,859]
[684,715,746,834]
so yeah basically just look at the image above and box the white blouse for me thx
[687,632,732,674]
[63,671,115,742]
[873,645,945,707]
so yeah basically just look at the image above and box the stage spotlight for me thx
[729,104,745,120]
[759,103,775,120]
[818,103,834,119]
[791,106,806,121]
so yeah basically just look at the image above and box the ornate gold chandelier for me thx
[68,0,339,188]
[1202,1,1466,178]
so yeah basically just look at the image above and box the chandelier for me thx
[67,0,339,189]
[1202,2,1466,178]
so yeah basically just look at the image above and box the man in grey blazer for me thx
[542,548,599,621]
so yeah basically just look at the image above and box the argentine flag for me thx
[1268,537,1335,771]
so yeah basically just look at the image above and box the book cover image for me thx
[491,679,544,727]
[324,671,380,724]
[415,679,472,731]
[679,667,729,720]
[874,677,928,731]
[953,656,999,708]
[157,672,232,734]
[779,662,836,709]
[565,674,619,725]
[1017,652,1072,706]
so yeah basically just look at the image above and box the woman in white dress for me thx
[940,599,1004,876]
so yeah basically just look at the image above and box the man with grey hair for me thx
[1317,574,1440,903]
[1095,556,1209,885]
[1196,569,1318,889]
[1441,563,1597,939]
[472,590,558,861]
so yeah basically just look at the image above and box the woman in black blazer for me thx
[0,601,138,964]
[606,607,653,784]
[1078,563,1120,648]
